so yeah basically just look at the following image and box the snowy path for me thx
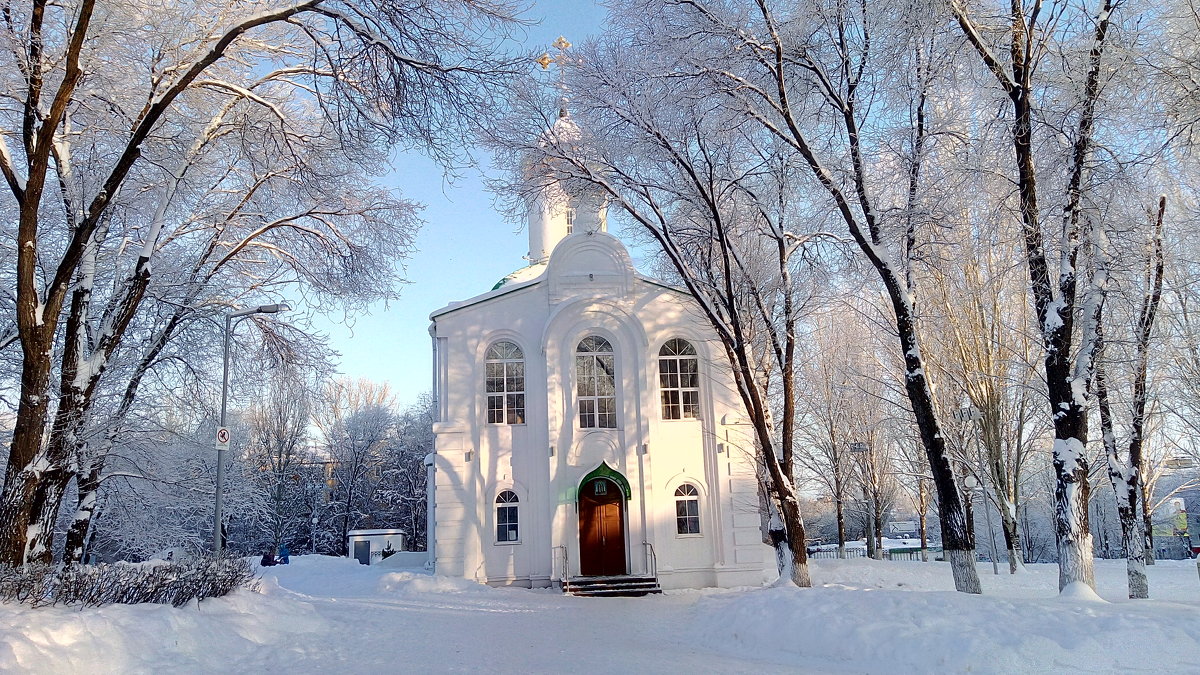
[2,556,1199,674]
[272,582,784,673]
[253,562,788,673]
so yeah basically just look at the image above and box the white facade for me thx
[427,167,767,590]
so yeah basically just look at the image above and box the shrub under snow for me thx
[0,557,258,608]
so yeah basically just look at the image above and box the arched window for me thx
[576,336,616,428]
[496,490,520,542]
[659,338,699,420]
[675,484,701,535]
[486,341,525,424]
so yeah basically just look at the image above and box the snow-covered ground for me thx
[2,555,1198,674]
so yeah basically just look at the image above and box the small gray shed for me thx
[347,529,406,565]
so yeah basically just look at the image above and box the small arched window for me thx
[675,484,700,535]
[496,490,520,543]
[659,339,699,420]
[486,341,525,424]
[576,335,616,428]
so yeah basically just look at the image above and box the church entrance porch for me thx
[562,574,662,596]
[578,476,627,576]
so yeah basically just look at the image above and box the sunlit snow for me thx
[2,555,1198,673]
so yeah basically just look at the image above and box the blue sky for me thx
[315,2,612,407]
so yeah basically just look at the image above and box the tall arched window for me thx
[486,341,525,424]
[496,490,520,542]
[576,335,616,428]
[675,484,701,535]
[659,338,699,420]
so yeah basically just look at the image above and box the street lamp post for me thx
[312,515,320,555]
[214,303,290,555]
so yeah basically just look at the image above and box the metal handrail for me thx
[554,545,569,584]
[642,541,657,579]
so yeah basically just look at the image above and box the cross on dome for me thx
[536,36,574,118]
[535,36,572,70]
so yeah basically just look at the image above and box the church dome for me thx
[539,109,581,148]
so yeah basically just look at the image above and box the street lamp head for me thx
[257,303,291,314]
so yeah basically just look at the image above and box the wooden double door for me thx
[578,477,627,576]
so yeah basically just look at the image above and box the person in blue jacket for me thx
[278,543,290,564]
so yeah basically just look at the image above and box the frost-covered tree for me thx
[314,379,396,556]
[795,309,861,558]
[0,0,523,566]
[515,0,986,592]
[923,225,1046,574]
[86,413,256,561]
[494,97,828,585]
[947,0,1158,591]
[245,367,317,557]
[373,394,436,550]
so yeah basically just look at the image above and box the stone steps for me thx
[563,575,662,597]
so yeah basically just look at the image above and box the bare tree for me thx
[925,225,1046,574]
[1095,197,1167,597]
[795,310,860,557]
[502,105,826,584]
[582,0,984,592]
[246,367,316,557]
[374,394,437,550]
[0,0,523,565]
[314,378,397,555]
[948,0,1125,591]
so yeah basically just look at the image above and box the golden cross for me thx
[536,36,572,70]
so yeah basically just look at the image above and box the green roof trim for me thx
[491,263,545,291]
[579,461,632,500]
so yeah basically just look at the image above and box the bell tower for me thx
[526,165,608,264]
[525,37,608,265]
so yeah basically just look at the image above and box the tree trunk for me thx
[0,341,55,565]
[1142,482,1155,564]
[1117,499,1148,598]
[834,467,847,558]
[1053,436,1095,591]
[65,466,103,564]
[999,505,1024,574]
[918,506,928,563]
[864,508,877,559]
[768,495,811,586]
[873,498,885,560]
[836,496,847,559]
[26,466,73,564]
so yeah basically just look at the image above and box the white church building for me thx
[426,132,768,591]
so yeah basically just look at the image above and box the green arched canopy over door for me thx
[578,462,630,576]
[578,461,632,500]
